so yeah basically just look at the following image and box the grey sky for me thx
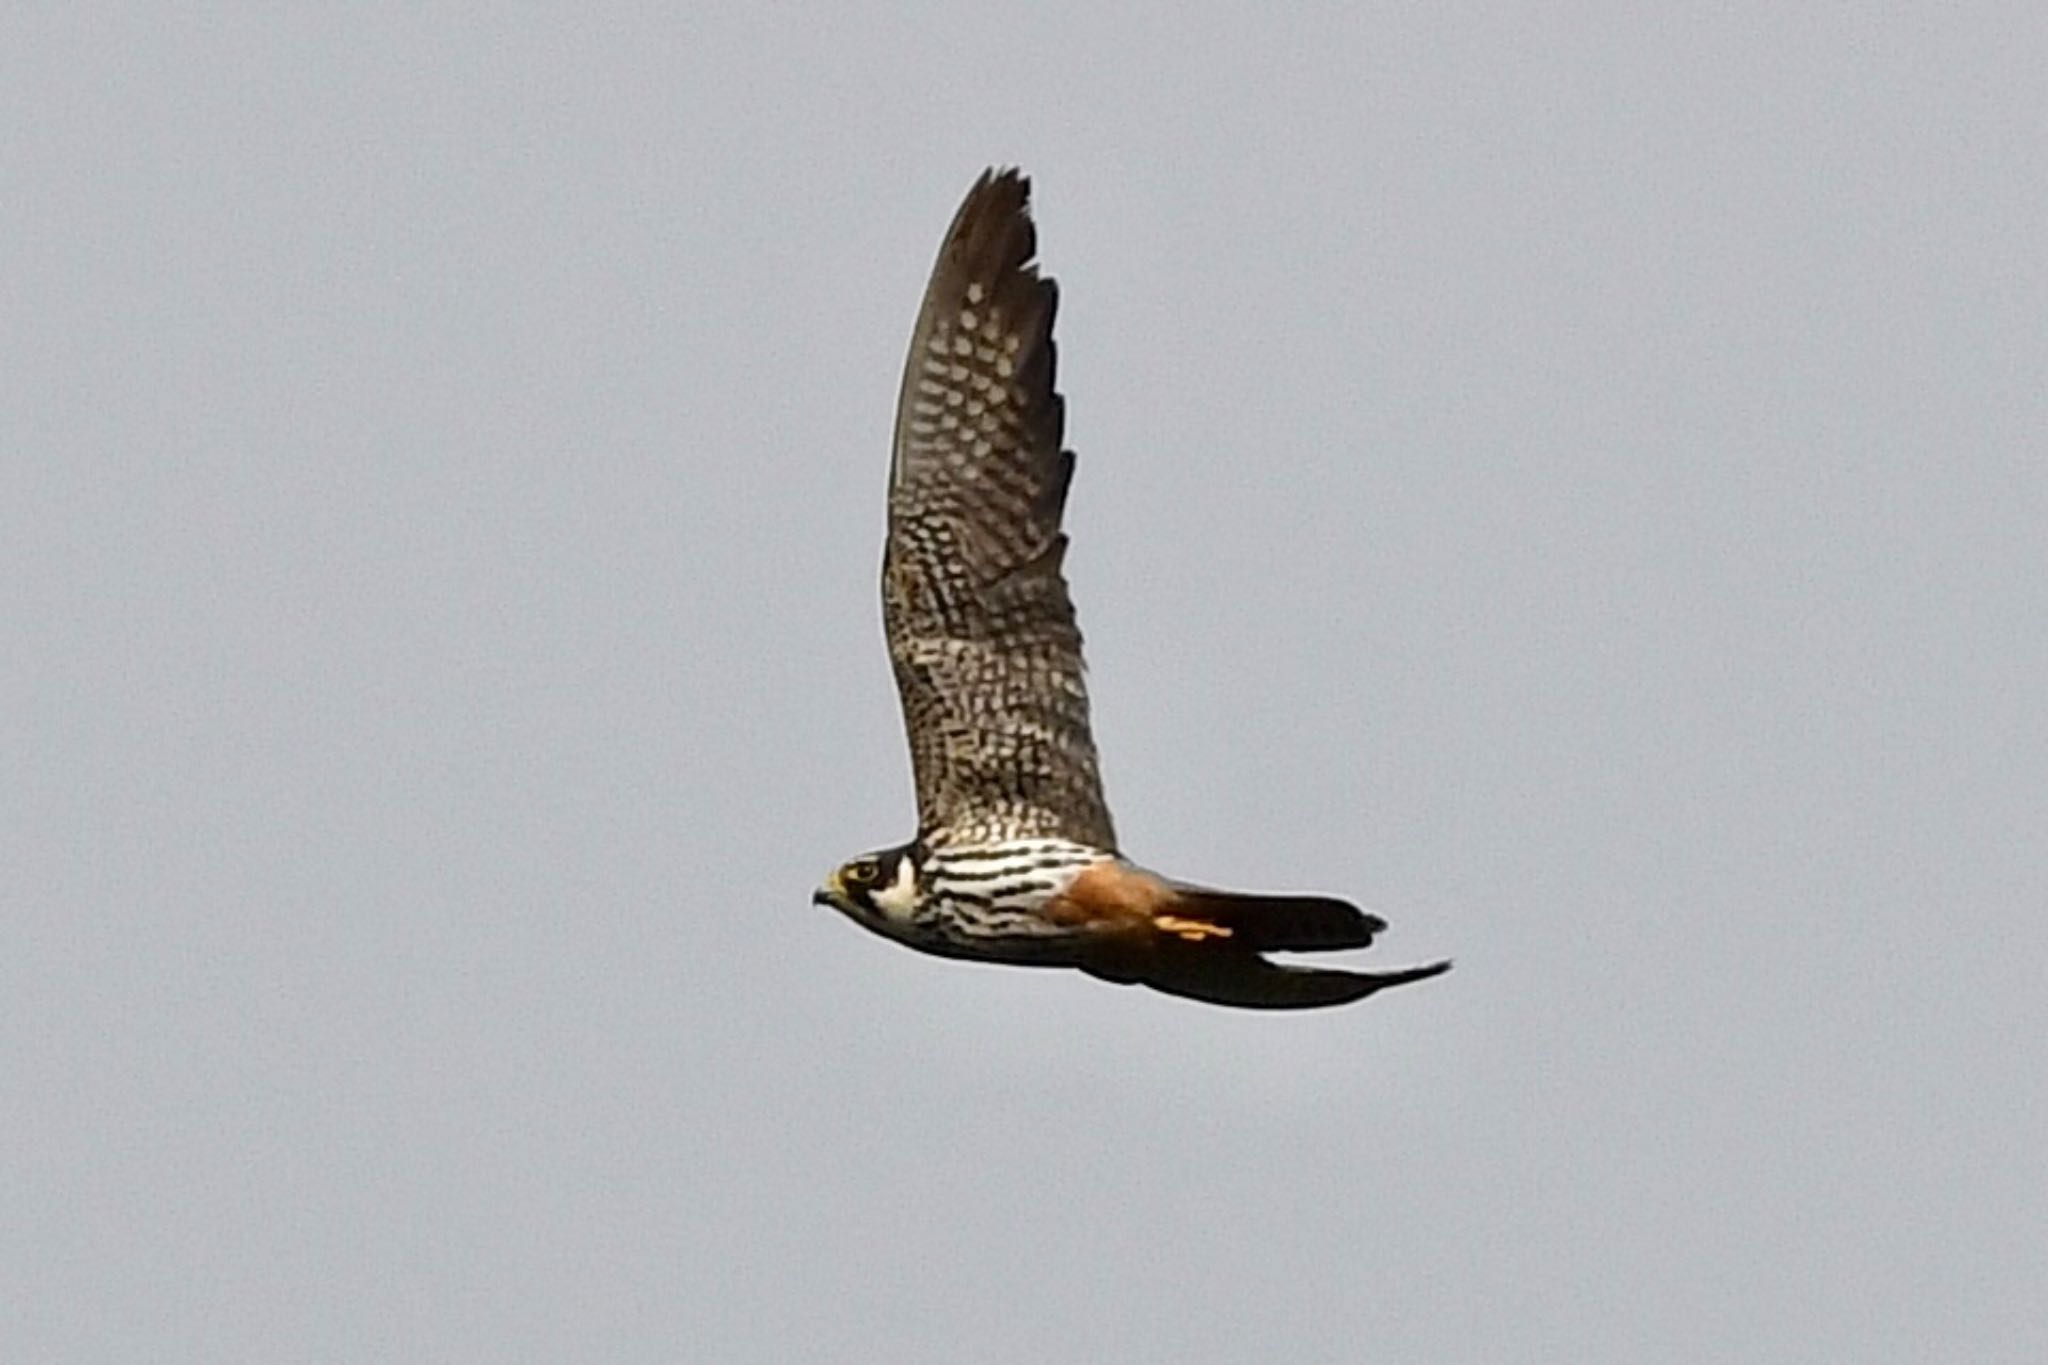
[5,6,2043,1361]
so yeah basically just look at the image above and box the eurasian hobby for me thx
[814,169,1449,1010]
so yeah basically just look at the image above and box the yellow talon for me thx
[1154,915,1233,942]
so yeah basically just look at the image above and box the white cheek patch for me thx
[869,858,920,922]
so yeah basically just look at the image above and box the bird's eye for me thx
[847,858,880,885]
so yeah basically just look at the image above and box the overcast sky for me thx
[5,6,2043,1361]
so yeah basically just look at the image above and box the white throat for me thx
[868,856,920,923]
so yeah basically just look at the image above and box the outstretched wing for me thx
[882,169,1115,850]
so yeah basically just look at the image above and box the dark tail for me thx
[1167,886,1386,952]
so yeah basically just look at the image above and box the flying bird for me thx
[813,169,1449,1009]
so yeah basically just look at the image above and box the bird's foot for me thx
[1152,914,1234,943]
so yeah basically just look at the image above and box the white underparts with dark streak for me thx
[898,837,1107,961]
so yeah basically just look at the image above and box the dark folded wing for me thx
[882,169,1114,850]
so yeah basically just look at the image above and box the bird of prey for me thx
[813,169,1449,1009]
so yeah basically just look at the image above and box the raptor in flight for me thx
[814,169,1448,1009]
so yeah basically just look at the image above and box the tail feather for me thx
[1166,887,1386,953]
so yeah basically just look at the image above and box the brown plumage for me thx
[814,169,1450,1011]
[883,170,1112,850]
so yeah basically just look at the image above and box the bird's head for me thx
[813,841,924,934]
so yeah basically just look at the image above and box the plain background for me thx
[5,6,2043,1361]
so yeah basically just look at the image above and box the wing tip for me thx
[935,168,1043,300]
[973,164,1032,205]
[1091,949,1452,1011]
